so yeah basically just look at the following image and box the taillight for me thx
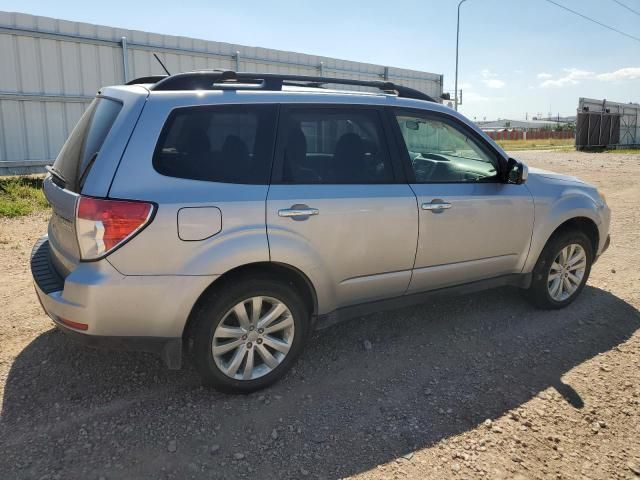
[76,196,154,260]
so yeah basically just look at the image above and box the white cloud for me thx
[564,68,593,79]
[456,71,507,104]
[539,66,640,86]
[480,69,505,89]
[484,78,505,89]
[597,67,640,81]
[540,68,594,88]
[540,77,577,88]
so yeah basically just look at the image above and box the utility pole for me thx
[454,0,469,111]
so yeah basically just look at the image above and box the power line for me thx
[544,0,640,43]
[612,0,640,17]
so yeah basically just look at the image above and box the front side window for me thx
[153,104,276,184]
[395,112,499,183]
[279,108,393,184]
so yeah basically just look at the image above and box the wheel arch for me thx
[182,261,318,343]
[548,216,599,255]
[525,214,600,274]
[523,215,598,309]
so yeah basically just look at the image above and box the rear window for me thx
[153,104,277,184]
[278,107,394,184]
[52,97,122,192]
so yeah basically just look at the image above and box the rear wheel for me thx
[191,276,309,393]
[525,230,593,309]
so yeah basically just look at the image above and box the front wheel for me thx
[191,276,310,393]
[525,230,593,309]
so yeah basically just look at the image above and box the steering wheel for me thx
[412,157,435,181]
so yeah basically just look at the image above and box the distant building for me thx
[476,119,571,132]
[537,115,577,123]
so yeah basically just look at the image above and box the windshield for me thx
[51,97,122,192]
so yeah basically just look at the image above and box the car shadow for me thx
[1,285,638,479]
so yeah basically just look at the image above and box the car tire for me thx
[190,274,310,393]
[525,229,594,309]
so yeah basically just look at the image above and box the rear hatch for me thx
[44,87,147,277]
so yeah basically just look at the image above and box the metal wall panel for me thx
[0,11,443,174]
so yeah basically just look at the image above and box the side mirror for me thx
[506,158,528,184]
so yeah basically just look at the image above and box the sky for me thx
[3,0,639,120]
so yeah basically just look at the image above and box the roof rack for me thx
[138,71,434,102]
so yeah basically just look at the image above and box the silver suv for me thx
[31,71,611,393]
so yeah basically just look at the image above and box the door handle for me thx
[278,207,319,218]
[422,201,452,211]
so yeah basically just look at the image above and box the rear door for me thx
[390,108,534,293]
[44,86,148,276]
[266,105,418,312]
[45,95,124,276]
[106,102,278,276]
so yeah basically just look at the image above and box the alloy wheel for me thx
[547,243,587,301]
[212,296,295,380]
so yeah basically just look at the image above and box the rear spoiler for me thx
[125,75,168,85]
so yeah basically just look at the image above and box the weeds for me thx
[496,138,575,151]
[0,176,50,218]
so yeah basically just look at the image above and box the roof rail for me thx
[148,71,435,102]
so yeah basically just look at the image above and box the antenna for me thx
[153,53,171,76]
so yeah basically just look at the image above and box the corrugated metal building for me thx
[0,11,444,175]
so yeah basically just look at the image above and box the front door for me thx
[390,109,534,293]
[267,105,418,311]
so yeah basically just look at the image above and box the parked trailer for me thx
[0,11,444,175]
[576,97,640,150]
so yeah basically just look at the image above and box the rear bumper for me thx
[31,235,217,369]
[53,321,183,369]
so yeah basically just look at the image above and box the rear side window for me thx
[153,104,277,184]
[278,107,393,184]
[52,97,122,192]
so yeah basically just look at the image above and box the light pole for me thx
[454,0,469,111]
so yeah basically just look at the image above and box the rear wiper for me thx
[45,165,67,186]
[78,151,99,189]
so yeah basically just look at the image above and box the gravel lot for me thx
[1,150,639,480]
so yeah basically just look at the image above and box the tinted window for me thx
[395,113,499,183]
[52,97,122,192]
[153,105,276,184]
[279,108,393,184]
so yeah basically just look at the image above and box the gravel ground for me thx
[0,150,639,480]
